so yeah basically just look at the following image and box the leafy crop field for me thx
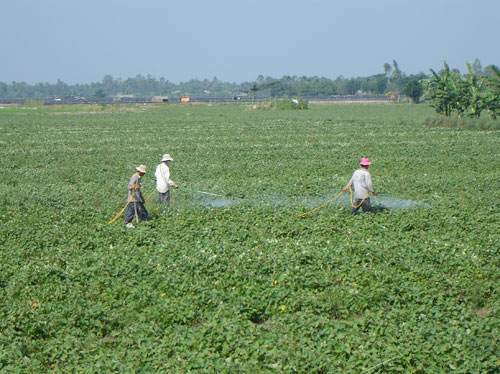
[1,103,499,373]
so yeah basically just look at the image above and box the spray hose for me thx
[108,193,135,224]
[296,187,369,218]
[108,173,155,225]
[110,185,371,223]
[108,178,139,224]
[109,186,173,225]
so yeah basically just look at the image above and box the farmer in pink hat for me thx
[342,157,377,214]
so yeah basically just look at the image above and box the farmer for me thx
[342,157,377,214]
[124,165,149,228]
[155,154,179,204]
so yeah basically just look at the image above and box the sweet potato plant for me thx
[0,103,499,373]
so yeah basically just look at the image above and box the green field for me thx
[1,103,499,373]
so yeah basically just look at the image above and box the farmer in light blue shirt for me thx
[124,165,149,228]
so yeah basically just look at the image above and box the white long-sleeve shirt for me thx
[347,168,374,200]
[155,163,175,193]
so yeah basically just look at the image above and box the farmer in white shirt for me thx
[342,157,377,214]
[155,154,179,204]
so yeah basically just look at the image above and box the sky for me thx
[2,0,500,85]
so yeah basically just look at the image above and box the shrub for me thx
[271,98,309,110]
[424,116,500,130]
[23,100,44,107]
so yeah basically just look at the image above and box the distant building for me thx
[113,94,135,102]
[152,96,169,103]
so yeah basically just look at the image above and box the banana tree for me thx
[424,62,499,119]
[464,62,484,118]
[424,62,456,116]
[482,65,500,120]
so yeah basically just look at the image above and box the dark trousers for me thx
[158,190,171,204]
[124,201,149,223]
[352,198,371,215]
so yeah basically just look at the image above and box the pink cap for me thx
[360,157,371,166]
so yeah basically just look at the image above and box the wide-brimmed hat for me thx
[161,154,173,162]
[360,157,371,166]
[136,165,147,173]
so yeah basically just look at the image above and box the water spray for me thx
[179,187,242,207]
[180,187,228,198]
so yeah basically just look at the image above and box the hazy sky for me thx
[2,0,499,84]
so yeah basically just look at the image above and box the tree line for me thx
[0,60,431,100]
[0,60,498,110]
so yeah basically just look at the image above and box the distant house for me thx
[180,97,190,103]
[152,96,169,103]
[113,94,135,102]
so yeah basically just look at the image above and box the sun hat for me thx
[136,165,147,173]
[161,154,173,162]
[360,157,371,166]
